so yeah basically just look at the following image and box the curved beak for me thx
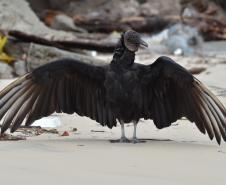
[139,38,148,48]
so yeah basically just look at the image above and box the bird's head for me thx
[123,30,148,52]
[111,30,148,67]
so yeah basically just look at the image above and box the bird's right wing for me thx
[0,58,117,133]
[139,56,226,144]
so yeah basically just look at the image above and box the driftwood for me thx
[73,15,180,33]
[7,30,116,53]
[74,14,226,40]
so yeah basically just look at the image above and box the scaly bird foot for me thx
[131,137,146,144]
[110,137,130,143]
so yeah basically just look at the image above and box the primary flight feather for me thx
[0,30,225,144]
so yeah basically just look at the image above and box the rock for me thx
[48,0,181,19]
[4,40,30,60]
[51,0,140,21]
[140,0,181,16]
[13,60,27,76]
[0,0,76,40]
[27,44,106,70]
[27,0,50,13]
[4,37,107,72]
[0,62,14,78]
[50,14,87,33]
[49,0,71,10]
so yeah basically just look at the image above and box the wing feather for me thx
[1,85,36,133]
[10,86,41,132]
[0,80,33,122]
[140,56,226,144]
[0,58,116,133]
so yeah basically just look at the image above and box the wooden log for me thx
[7,30,116,52]
[74,14,226,40]
[73,15,179,33]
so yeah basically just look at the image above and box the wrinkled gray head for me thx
[124,30,148,52]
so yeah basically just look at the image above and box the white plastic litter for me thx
[32,116,61,128]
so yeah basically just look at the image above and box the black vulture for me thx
[0,30,226,144]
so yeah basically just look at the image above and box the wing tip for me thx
[0,126,8,134]
[10,126,17,133]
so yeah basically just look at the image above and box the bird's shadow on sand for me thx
[108,138,216,148]
[109,138,172,143]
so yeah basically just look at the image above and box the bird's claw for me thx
[110,137,146,144]
[131,137,146,144]
[120,137,130,143]
[110,137,130,143]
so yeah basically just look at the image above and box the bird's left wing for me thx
[0,58,117,133]
[139,56,226,144]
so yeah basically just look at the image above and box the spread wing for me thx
[0,58,117,133]
[140,56,226,144]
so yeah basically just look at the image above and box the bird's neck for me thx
[111,35,135,69]
[112,36,126,60]
[111,47,135,69]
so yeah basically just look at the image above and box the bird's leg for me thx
[131,121,146,143]
[131,121,139,143]
[109,121,130,143]
[120,122,130,143]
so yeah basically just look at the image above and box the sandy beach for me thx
[0,62,226,185]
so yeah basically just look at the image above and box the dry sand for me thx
[0,63,226,185]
